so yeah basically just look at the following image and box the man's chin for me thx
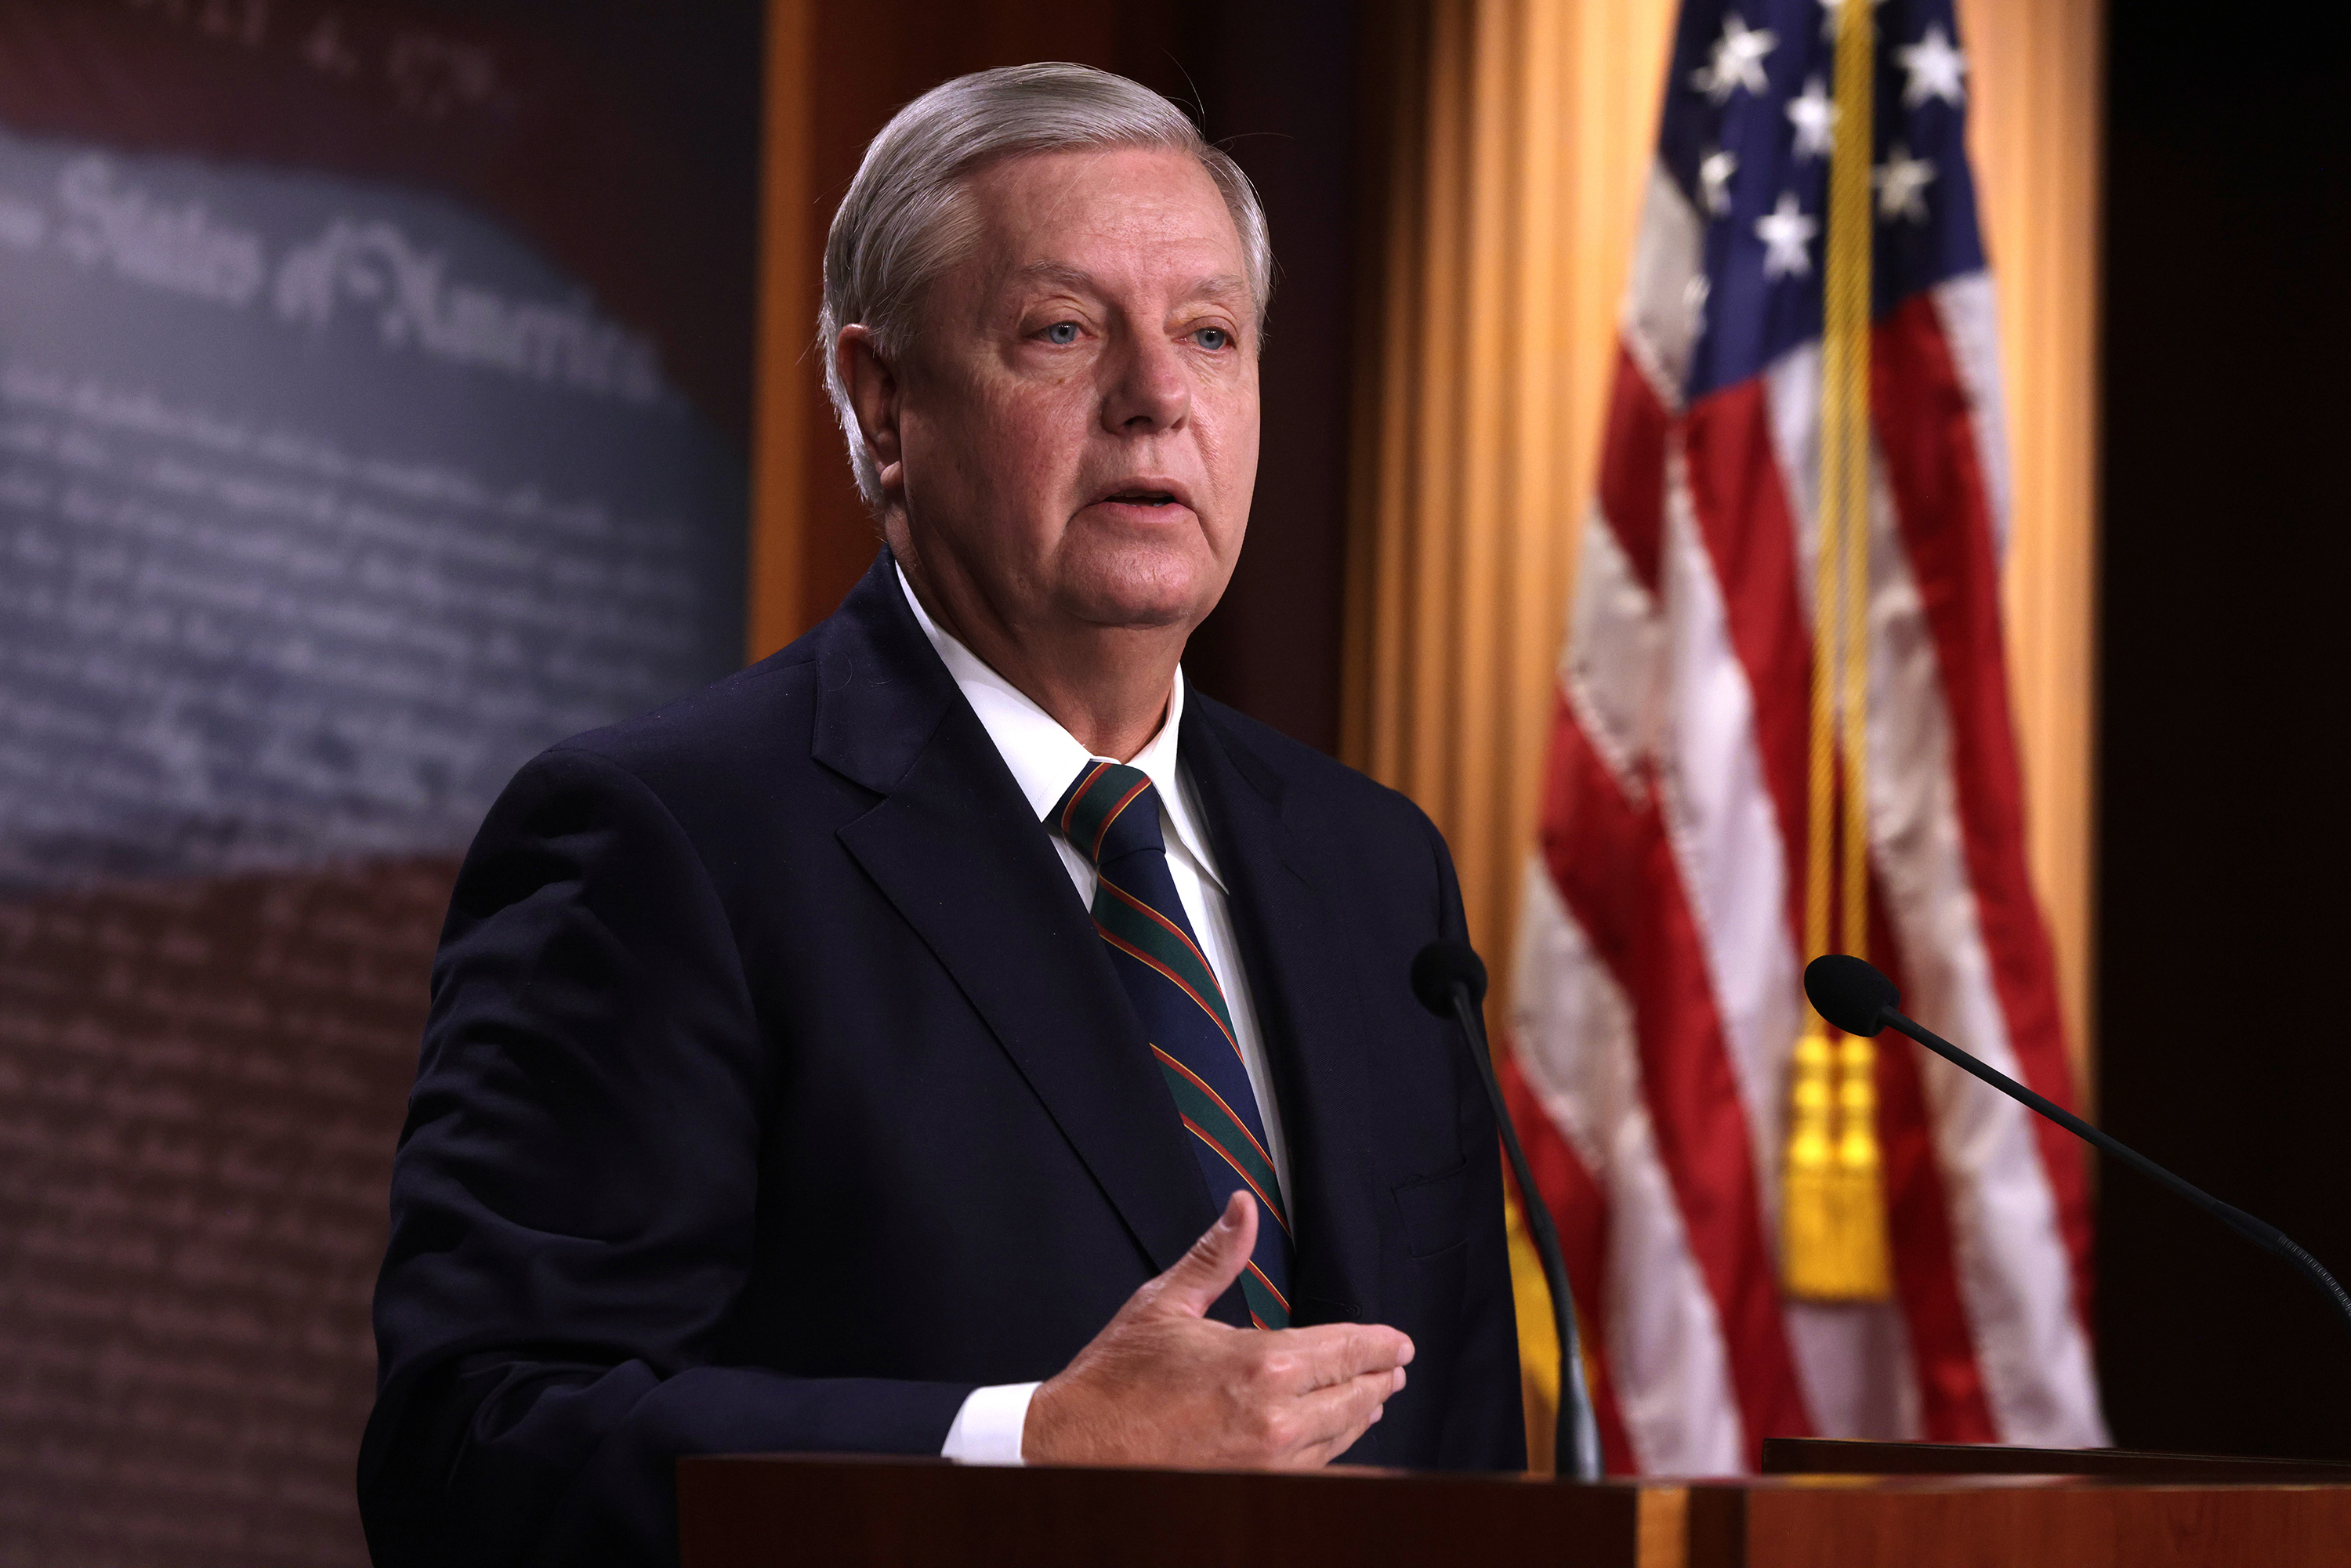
[1059,587,1208,634]
[1052,544,1229,634]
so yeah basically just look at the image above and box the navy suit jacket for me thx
[359,552,1524,1566]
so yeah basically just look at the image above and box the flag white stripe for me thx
[1929,273,2014,562]
[1560,499,1662,798]
[1656,439,1799,1237]
[1620,165,1706,411]
[1510,859,1746,1473]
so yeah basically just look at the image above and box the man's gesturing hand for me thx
[1022,1192,1415,1468]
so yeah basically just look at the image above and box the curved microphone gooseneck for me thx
[1412,940,1601,1480]
[1804,953,2351,1342]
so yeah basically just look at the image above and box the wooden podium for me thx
[679,1442,2351,1567]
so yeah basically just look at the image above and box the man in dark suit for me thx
[360,63,1523,1566]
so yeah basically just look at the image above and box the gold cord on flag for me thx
[1784,0,1891,1303]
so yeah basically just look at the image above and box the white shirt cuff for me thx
[939,1382,1041,1466]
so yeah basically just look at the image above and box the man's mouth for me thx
[1090,479,1193,512]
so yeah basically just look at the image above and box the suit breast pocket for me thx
[1392,1162,1474,1260]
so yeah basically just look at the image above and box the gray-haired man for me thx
[361,63,1523,1567]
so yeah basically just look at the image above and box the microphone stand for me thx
[1443,978,1603,1480]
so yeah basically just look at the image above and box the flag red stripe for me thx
[1867,893,2000,1441]
[1539,687,1814,1457]
[1681,379,1817,936]
[1870,297,2096,1331]
[1502,1046,1639,1473]
[1598,343,1673,593]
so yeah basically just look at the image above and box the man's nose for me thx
[1099,331,1191,434]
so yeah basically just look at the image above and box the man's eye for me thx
[1043,321,1080,346]
[1194,327,1231,351]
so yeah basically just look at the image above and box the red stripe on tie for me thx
[1245,1259,1291,1315]
[1873,296,2094,1336]
[1091,775,1154,865]
[1099,925,1241,1060]
[1060,760,1113,841]
[1250,1312,1271,1331]
[1151,1045,1283,1208]
[1539,685,1815,1460]
[1179,1114,1288,1237]
[1103,879,1232,1027]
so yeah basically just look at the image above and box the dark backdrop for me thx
[2095,0,2351,1460]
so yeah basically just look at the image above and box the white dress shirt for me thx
[896,567,1291,1466]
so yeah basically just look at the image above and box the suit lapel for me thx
[1180,701,1389,1342]
[815,556,1221,1288]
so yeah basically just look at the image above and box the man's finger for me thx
[1280,1367,1408,1466]
[1136,1190,1258,1320]
[1275,1322,1415,1391]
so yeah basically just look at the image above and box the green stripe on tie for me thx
[1153,1047,1289,1237]
[1095,882,1239,1048]
[1239,1266,1290,1330]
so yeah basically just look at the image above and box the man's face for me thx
[879,146,1260,640]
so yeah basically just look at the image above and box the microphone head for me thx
[1804,954,1900,1037]
[1411,940,1488,1018]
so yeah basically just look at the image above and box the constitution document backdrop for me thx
[0,5,759,1563]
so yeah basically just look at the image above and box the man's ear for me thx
[836,325,904,502]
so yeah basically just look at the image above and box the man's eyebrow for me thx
[1009,262,1251,305]
[1180,273,1252,305]
[1012,261,1099,292]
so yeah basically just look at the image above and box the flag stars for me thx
[1699,147,1740,216]
[1786,76,1836,160]
[1898,24,1969,109]
[1874,143,1937,223]
[1691,13,1777,104]
[1755,192,1818,278]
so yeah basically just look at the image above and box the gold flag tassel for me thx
[1784,0,1890,1304]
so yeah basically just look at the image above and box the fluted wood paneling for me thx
[1343,0,1680,1005]
[1346,0,2103,1089]
[1956,0,2106,1101]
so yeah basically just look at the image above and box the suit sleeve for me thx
[358,746,975,1568]
[1423,808,1532,1473]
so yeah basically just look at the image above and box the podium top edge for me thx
[679,1452,2351,1494]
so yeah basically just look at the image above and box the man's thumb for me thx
[1146,1190,1258,1319]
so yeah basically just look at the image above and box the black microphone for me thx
[1805,953,2351,1342]
[1412,940,1600,1479]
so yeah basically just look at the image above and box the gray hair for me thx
[819,62,1273,512]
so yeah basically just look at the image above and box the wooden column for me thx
[744,1,1168,662]
[1954,0,2107,1102]
[1343,0,1679,998]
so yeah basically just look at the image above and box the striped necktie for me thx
[1053,760,1294,1330]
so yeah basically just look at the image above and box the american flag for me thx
[1502,0,2106,1471]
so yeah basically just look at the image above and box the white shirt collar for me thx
[895,563,1225,889]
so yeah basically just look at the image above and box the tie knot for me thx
[1052,761,1165,868]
